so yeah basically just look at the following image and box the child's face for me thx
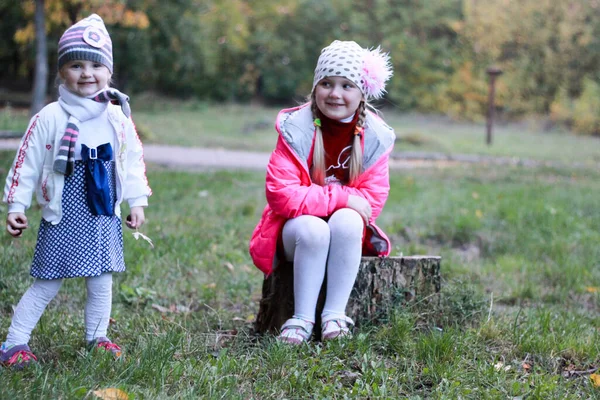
[59,60,111,97]
[314,76,363,121]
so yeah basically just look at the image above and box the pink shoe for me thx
[88,337,122,358]
[0,343,37,369]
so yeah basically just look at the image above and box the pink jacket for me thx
[249,104,396,275]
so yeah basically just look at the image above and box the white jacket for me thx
[3,102,152,224]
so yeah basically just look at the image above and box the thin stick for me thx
[487,292,494,322]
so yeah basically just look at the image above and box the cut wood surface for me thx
[254,255,441,338]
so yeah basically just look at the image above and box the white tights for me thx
[282,208,364,324]
[4,273,113,346]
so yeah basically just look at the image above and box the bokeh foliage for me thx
[1,0,600,134]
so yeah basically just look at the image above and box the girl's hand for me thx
[6,212,28,237]
[126,206,146,230]
[346,195,372,225]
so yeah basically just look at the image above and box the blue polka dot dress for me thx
[31,160,125,280]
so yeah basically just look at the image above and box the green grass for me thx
[3,102,600,165]
[134,103,600,166]
[0,105,31,133]
[131,97,282,152]
[386,112,600,165]
[0,148,599,398]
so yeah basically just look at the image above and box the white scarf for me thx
[54,85,130,175]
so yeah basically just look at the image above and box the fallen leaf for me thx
[132,230,154,248]
[151,303,170,313]
[215,330,238,349]
[565,364,576,372]
[152,303,190,314]
[224,262,235,272]
[494,361,511,372]
[335,370,361,386]
[93,388,129,400]
[590,373,600,387]
[176,304,190,313]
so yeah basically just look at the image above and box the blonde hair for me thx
[310,91,366,186]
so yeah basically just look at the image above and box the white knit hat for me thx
[312,40,393,100]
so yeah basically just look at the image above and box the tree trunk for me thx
[254,256,441,339]
[30,0,47,117]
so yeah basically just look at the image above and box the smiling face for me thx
[59,60,111,97]
[314,76,364,121]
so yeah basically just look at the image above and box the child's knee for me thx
[329,208,363,237]
[31,279,62,300]
[296,217,330,246]
[86,273,113,294]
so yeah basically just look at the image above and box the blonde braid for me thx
[348,101,366,183]
[310,93,326,186]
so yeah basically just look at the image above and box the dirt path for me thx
[2,140,590,171]
[0,140,454,170]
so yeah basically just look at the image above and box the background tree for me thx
[30,0,47,116]
[350,0,463,111]
[2,0,599,135]
[447,0,600,120]
[0,1,28,99]
[12,0,149,99]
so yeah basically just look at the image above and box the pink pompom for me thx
[361,46,393,100]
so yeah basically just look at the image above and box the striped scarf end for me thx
[53,159,72,175]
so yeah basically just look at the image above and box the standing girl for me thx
[249,40,395,344]
[1,14,151,367]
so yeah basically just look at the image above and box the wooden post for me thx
[486,66,503,146]
[254,256,441,339]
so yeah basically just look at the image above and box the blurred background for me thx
[1,0,600,137]
[1,4,599,396]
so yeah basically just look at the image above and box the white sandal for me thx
[277,318,314,345]
[321,315,354,341]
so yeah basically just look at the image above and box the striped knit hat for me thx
[57,14,113,73]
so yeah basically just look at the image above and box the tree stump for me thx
[254,256,441,339]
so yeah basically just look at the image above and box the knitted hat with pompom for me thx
[312,40,393,100]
